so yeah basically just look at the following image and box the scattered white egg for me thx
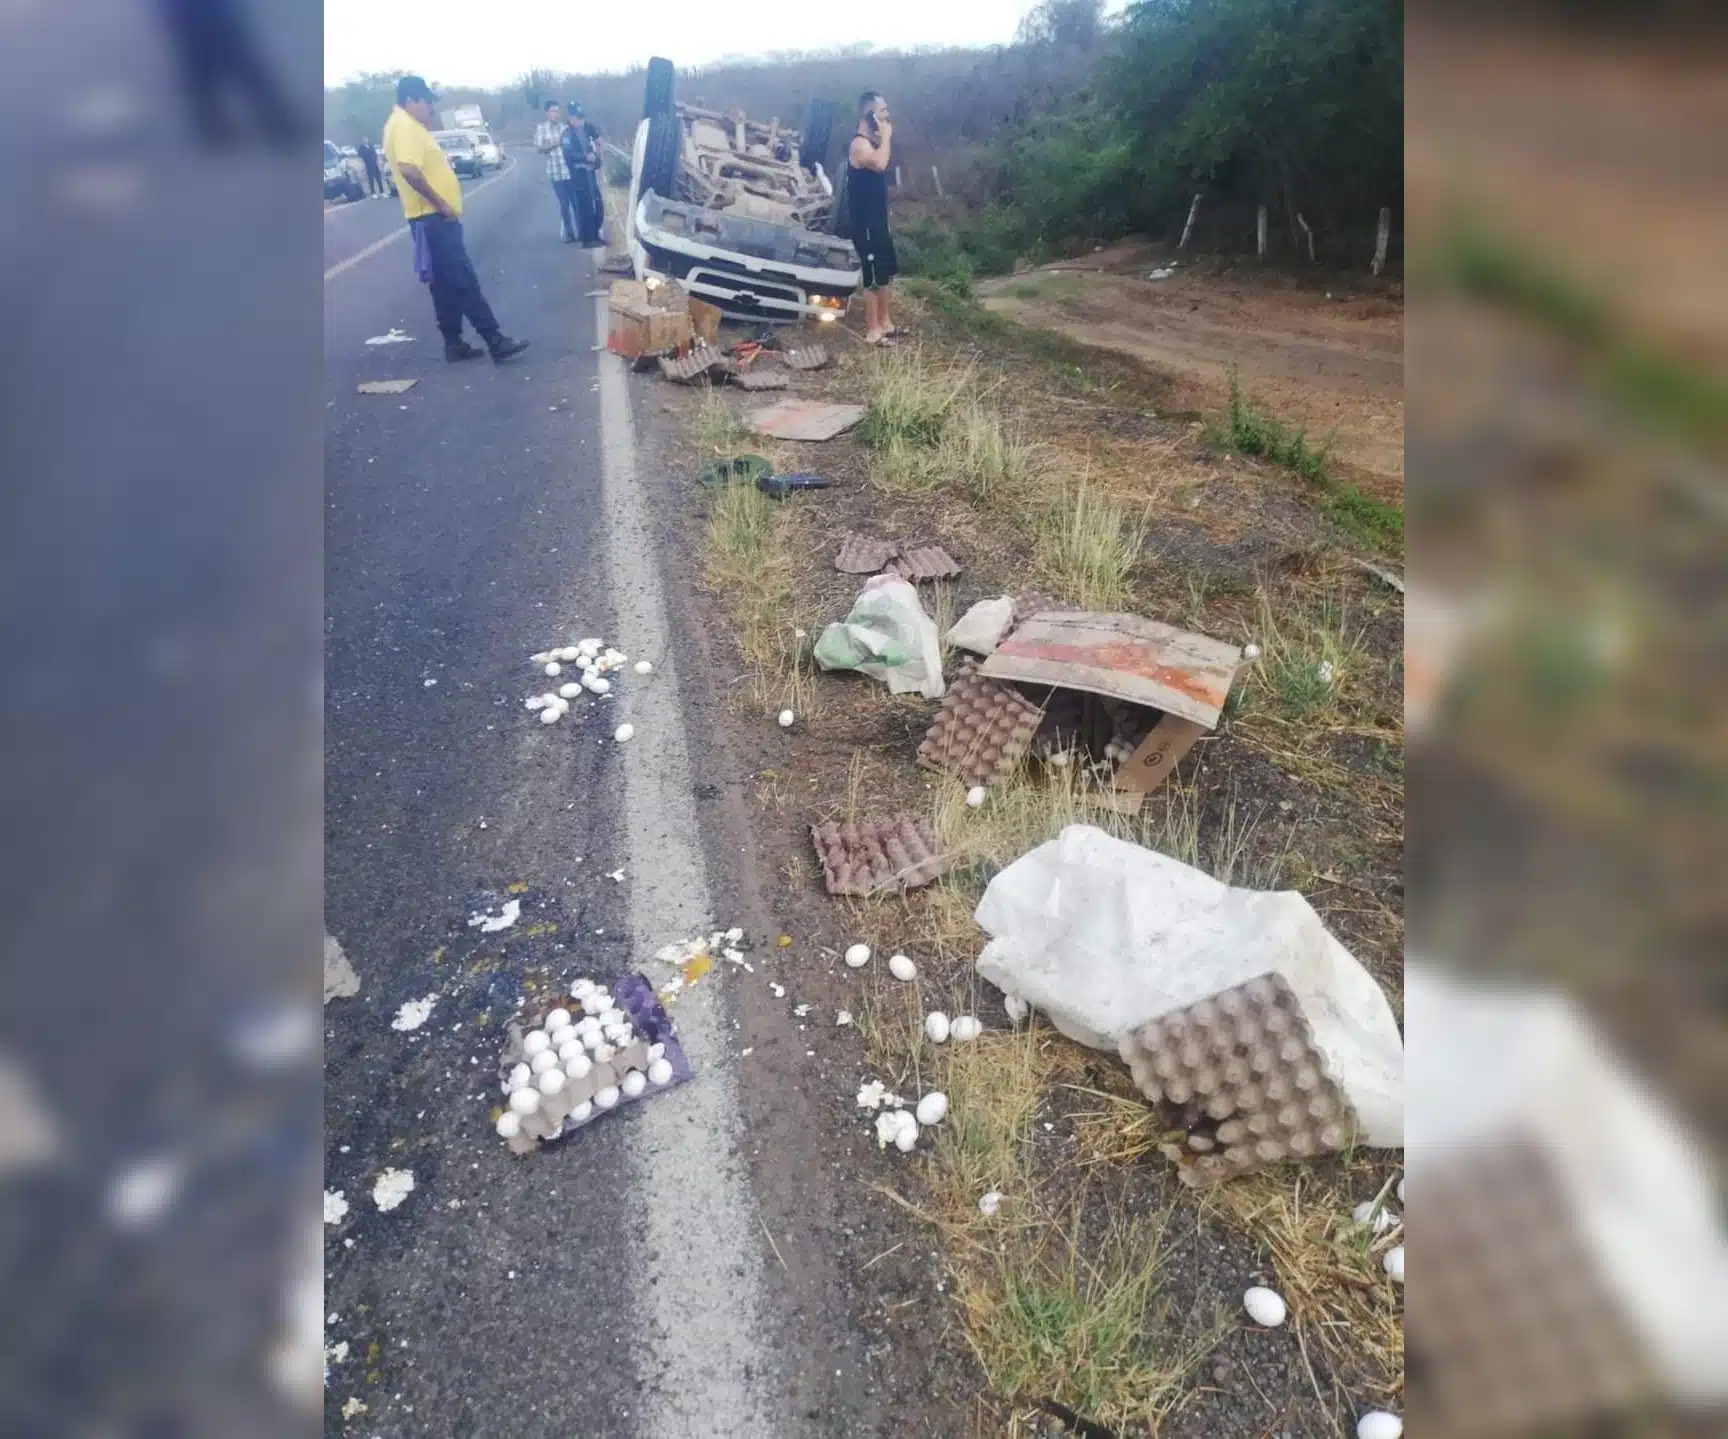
[538,706,564,725]
[559,683,583,700]
[621,1069,647,1099]
[1003,994,1029,1025]
[1356,1412,1402,1439]
[585,676,611,695]
[924,1012,951,1044]
[949,1016,982,1043]
[888,954,917,982]
[1318,659,1335,684]
[495,1110,522,1139]
[555,647,580,662]
[1243,643,1261,660]
[777,709,795,728]
[581,1030,602,1053]
[894,1115,919,1153]
[557,1041,584,1067]
[578,639,602,657]
[545,662,562,677]
[614,724,634,743]
[965,785,987,807]
[1352,1201,1398,1233]
[582,995,610,1016]
[544,1007,571,1031]
[536,1068,566,1096]
[647,1042,665,1061]
[844,943,871,968]
[634,661,653,675]
[569,1100,593,1123]
[594,1086,620,1110]
[915,1092,948,1126]
[1383,1245,1403,1284]
[565,1053,592,1080]
[1048,750,1071,768]
[509,1087,541,1115]
[522,1031,550,1058]
[1243,1286,1288,1327]
[648,1057,673,1085]
[978,1190,1003,1217]
[594,1043,616,1064]
[505,1062,532,1091]
[525,695,550,711]
[529,1050,559,1076]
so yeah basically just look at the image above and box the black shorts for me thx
[853,227,899,290]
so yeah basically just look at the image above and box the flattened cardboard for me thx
[981,611,1241,730]
[749,398,866,442]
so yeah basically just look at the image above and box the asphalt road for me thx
[323,153,790,1436]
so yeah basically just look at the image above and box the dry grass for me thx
[689,384,761,460]
[704,477,793,683]
[1034,485,1149,611]
[943,400,1039,505]
[859,344,973,451]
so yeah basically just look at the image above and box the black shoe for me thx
[488,336,530,362]
[444,339,484,362]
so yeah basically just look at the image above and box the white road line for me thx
[323,159,518,283]
[594,296,781,1439]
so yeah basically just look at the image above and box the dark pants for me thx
[571,168,600,245]
[361,158,383,195]
[552,178,581,240]
[413,216,501,347]
[155,0,300,146]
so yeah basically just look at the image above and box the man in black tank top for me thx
[847,91,900,345]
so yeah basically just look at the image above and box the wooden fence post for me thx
[1256,205,1268,260]
[1179,192,1202,249]
[1372,207,1391,275]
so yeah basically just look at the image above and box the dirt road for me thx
[978,242,1405,495]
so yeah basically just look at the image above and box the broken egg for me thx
[1356,1412,1402,1439]
[593,1043,616,1064]
[1243,1286,1287,1327]
[949,1016,982,1043]
[1383,1245,1403,1283]
[495,1110,522,1139]
[915,1092,948,1126]
[1352,1201,1398,1233]
[648,1057,673,1085]
[581,995,610,1016]
[594,1085,620,1110]
[508,1087,541,1116]
[888,954,917,982]
[621,1069,647,1099]
[524,695,550,711]
[544,662,562,677]
[536,1068,566,1096]
[844,943,871,968]
[924,1012,950,1044]
[978,1190,1003,1216]
[777,709,794,728]
[507,1062,532,1091]
[522,1031,550,1058]
[614,724,634,743]
[555,647,580,662]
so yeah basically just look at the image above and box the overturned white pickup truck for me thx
[626,56,862,324]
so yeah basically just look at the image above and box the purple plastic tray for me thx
[551,973,694,1138]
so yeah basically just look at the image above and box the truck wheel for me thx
[825,161,851,236]
[800,100,835,175]
[644,57,675,119]
[639,109,680,200]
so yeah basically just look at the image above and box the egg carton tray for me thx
[809,814,948,897]
[889,544,962,583]
[1119,972,1359,1188]
[833,531,901,575]
[497,974,693,1155]
[916,663,1045,787]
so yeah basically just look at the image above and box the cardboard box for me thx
[980,610,1242,801]
[607,278,694,357]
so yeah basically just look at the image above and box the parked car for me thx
[323,139,365,202]
[469,129,502,170]
[626,56,860,323]
[433,129,484,178]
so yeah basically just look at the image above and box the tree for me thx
[1017,0,1108,48]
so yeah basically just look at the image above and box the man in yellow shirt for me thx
[381,76,528,363]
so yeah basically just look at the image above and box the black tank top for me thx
[847,137,889,236]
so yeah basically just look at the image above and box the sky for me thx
[324,0,1039,88]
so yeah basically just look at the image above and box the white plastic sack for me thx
[974,825,1403,1145]
[813,574,945,699]
[945,596,1015,656]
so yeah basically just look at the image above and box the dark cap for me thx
[396,75,438,105]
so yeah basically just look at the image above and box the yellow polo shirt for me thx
[382,106,462,220]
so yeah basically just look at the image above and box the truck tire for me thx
[826,160,851,237]
[639,109,680,200]
[644,57,675,119]
[800,99,835,175]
